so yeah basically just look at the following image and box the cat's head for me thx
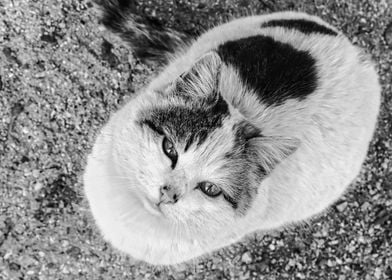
[110,52,299,235]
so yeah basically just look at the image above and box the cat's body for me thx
[84,3,380,265]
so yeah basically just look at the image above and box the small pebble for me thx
[32,169,40,178]
[34,182,43,191]
[361,201,371,211]
[336,202,348,212]
[384,22,392,47]
[61,240,70,247]
[241,252,252,264]
[327,259,335,267]
[374,267,382,279]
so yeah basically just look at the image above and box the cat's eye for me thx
[197,181,222,197]
[162,137,178,167]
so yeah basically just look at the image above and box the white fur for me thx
[84,12,380,265]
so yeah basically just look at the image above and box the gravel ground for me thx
[1,0,392,279]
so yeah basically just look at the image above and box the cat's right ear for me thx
[174,52,222,97]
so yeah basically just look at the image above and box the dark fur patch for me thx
[220,156,257,213]
[141,93,229,149]
[223,193,239,209]
[219,121,265,213]
[261,19,338,36]
[143,119,165,136]
[217,35,318,106]
[98,0,190,64]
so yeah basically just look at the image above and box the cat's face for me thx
[136,95,257,219]
[109,52,299,237]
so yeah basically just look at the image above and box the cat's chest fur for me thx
[84,10,380,265]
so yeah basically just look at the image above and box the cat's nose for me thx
[160,185,179,204]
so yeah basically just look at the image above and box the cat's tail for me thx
[96,0,191,64]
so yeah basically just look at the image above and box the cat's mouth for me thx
[141,196,162,216]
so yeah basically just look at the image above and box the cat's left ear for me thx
[240,122,300,176]
[248,136,300,175]
[175,52,222,96]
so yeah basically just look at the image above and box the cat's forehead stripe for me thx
[217,35,318,106]
[141,119,165,135]
[261,19,338,36]
[145,93,230,147]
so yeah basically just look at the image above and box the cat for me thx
[84,0,381,265]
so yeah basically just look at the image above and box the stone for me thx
[241,252,252,264]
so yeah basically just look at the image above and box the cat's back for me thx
[153,12,379,113]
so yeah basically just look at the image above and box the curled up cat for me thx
[84,0,381,265]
